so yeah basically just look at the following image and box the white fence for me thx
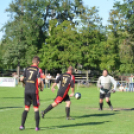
[0,77,16,87]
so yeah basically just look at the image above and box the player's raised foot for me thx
[35,127,40,131]
[41,111,45,119]
[110,106,113,111]
[66,117,75,120]
[19,126,25,130]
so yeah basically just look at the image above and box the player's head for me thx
[32,56,40,65]
[67,66,74,74]
[102,69,108,77]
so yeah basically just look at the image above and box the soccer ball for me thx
[75,92,81,100]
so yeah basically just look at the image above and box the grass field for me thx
[0,85,134,134]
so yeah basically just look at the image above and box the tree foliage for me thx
[1,0,134,75]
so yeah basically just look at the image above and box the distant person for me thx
[129,74,134,92]
[119,84,125,92]
[126,77,129,92]
[97,70,117,111]
[46,73,51,88]
[41,66,75,120]
[42,73,46,88]
[19,56,43,131]
[56,73,60,89]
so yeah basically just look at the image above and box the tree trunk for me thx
[17,64,20,85]
[86,70,88,82]
[45,69,48,75]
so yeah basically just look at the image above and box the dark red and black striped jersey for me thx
[23,65,40,94]
[56,72,75,97]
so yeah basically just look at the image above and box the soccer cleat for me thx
[66,117,75,120]
[98,108,103,111]
[35,127,40,131]
[110,106,113,111]
[41,111,45,119]
[19,126,25,130]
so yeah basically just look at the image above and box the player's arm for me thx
[20,76,24,82]
[51,75,61,92]
[110,76,117,92]
[38,77,44,91]
[38,77,41,84]
[37,70,44,91]
[40,81,44,91]
[20,69,26,84]
[70,87,75,97]
[51,83,57,92]
[69,76,75,97]
[97,77,102,89]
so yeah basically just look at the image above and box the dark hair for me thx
[32,56,40,64]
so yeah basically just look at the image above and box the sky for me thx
[0,0,123,40]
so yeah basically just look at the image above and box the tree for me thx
[1,0,87,69]
[78,6,105,71]
[1,0,47,67]
[39,20,82,72]
[112,0,134,73]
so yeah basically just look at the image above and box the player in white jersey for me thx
[97,70,117,111]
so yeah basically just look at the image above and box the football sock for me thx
[107,101,112,107]
[35,111,40,128]
[99,103,103,110]
[65,107,70,117]
[21,110,28,127]
[43,104,53,114]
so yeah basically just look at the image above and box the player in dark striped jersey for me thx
[41,66,75,120]
[19,56,43,131]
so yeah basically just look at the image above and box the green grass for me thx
[0,85,134,134]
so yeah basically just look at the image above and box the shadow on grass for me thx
[114,108,134,111]
[74,113,116,119]
[49,121,110,129]
[27,121,110,130]
[1,97,24,99]
[40,113,117,120]
[0,106,23,109]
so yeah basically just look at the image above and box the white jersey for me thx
[97,75,117,94]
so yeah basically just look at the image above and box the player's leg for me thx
[65,101,72,119]
[41,96,62,118]
[33,94,40,131]
[20,94,31,130]
[99,93,104,110]
[129,83,131,92]
[64,95,74,120]
[33,107,40,131]
[105,95,113,110]
[20,106,30,130]
[42,102,57,115]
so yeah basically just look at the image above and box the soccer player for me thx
[19,56,42,131]
[41,66,75,120]
[97,69,117,111]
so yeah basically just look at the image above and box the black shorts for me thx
[100,92,111,99]
[25,93,39,108]
[55,94,70,104]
